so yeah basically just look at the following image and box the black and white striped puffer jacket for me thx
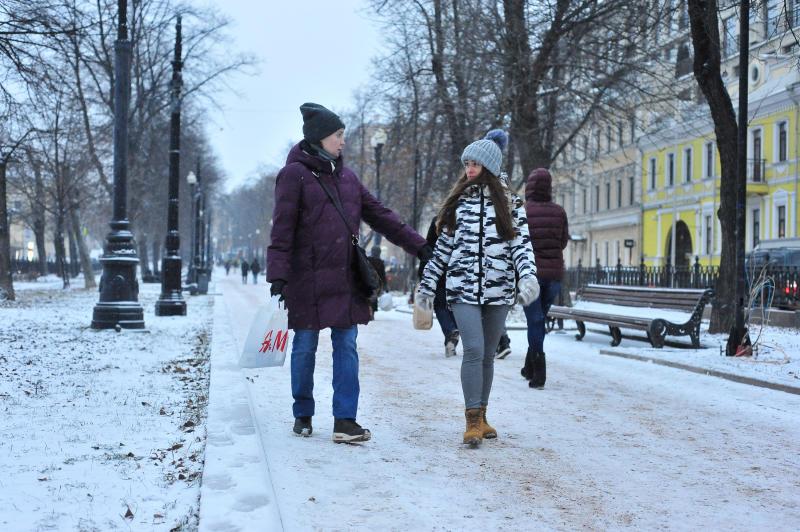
[418,182,537,306]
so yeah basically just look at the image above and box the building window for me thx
[667,152,675,186]
[649,156,657,189]
[704,141,714,178]
[629,175,635,205]
[583,187,587,214]
[684,147,692,182]
[606,125,612,152]
[724,17,737,57]
[778,205,786,238]
[604,241,610,266]
[616,178,622,208]
[595,184,600,212]
[605,182,611,209]
[618,122,624,147]
[752,129,763,181]
[752,208,760,247]
[705,215,712,254]
[778,121,788,162]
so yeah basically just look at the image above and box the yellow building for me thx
[641,55,800,267]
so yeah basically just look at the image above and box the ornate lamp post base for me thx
[91,244,145,329]
[155,253,186,315]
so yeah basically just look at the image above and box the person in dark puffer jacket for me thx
[520,168,569,389]
[268,103,429,443]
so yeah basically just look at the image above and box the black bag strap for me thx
[311,171,359,246]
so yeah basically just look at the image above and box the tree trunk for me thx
[139,234,150,277]
[28,148,48,275]
[0,160,15,301]
[54,213,69,288]
[67,222,79,277]
[152,237,160,275]
[69,201,96,289]
[687,0,738,334]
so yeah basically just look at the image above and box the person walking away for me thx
[367,246,387,315]
[418,216,460,357]
[268,103,430,443]
[520,168,569,389]
[224,260,231,276]
[250,259,261,284]
[416,130,539,447]
[240,259,249,284]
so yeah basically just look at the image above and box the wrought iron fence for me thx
[565,258,799,310]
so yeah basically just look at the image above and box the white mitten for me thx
[516,276,540,306]
[415,291,434,313]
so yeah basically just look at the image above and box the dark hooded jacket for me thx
[525,168,569,281]
[268,141,426,330]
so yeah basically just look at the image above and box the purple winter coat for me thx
[525,168,569,281]
[267,142,426,330]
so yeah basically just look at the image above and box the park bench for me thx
[547,284,714,348]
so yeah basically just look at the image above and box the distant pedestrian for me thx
[267,102,430,443]
[519,168,569,389]
[250,259,261,284]
[416,130,539,447]
[224,260,231,276]
[240,259,249,284]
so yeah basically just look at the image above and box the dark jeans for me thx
[523,279,561,353]
[290,326,360,419]
[434,281,458,343]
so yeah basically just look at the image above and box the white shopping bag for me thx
[378,292,394,311]
[239,296,291,368]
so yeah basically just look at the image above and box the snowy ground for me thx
[2,270,800,531]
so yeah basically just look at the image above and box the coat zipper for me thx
[477,187,485,304]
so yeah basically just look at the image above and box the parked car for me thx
[746,238,800,309]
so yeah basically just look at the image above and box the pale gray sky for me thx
[198,0,381,191]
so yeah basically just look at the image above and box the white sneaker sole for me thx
[495,347,511,359]
[332,430,371,443]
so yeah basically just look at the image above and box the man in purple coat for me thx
[267,103,430,442]
[520,168,569,389]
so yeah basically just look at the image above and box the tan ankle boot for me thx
[480,405,497,439]
[463,409,482,446]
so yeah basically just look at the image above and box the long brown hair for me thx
[436,168,517,241]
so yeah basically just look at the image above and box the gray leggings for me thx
[451,303,510,410]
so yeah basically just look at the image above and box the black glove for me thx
[270,279,286,301]
[417,244,433,262]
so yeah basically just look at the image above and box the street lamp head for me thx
[370,128,387,148]
[186,171,197,185]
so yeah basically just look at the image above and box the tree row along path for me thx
[215,272,800,531]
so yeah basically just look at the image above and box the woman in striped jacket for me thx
[416,130,540,447]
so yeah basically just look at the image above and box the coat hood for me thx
[525,168,552,202]
[285,140,343,175]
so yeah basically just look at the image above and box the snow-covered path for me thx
[209,273,800,531]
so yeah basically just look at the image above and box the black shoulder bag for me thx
[311,172,380,301]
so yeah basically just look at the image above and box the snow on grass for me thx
[0,282,212,531]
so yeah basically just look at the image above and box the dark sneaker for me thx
[332,418,371,443]
[495,334,511,359]
[445,331,460,358]
[293,416,312,437]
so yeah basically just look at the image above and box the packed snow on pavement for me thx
[2,271,799,531]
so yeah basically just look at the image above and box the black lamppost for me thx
[155,16,186,316]
[188,163,208,295]
[370,128,387,245]
[185,170,197,289]
[92,0,145,330]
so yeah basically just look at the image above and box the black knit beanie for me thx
[300,103,345,143]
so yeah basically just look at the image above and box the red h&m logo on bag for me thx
[259,330,288,353]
